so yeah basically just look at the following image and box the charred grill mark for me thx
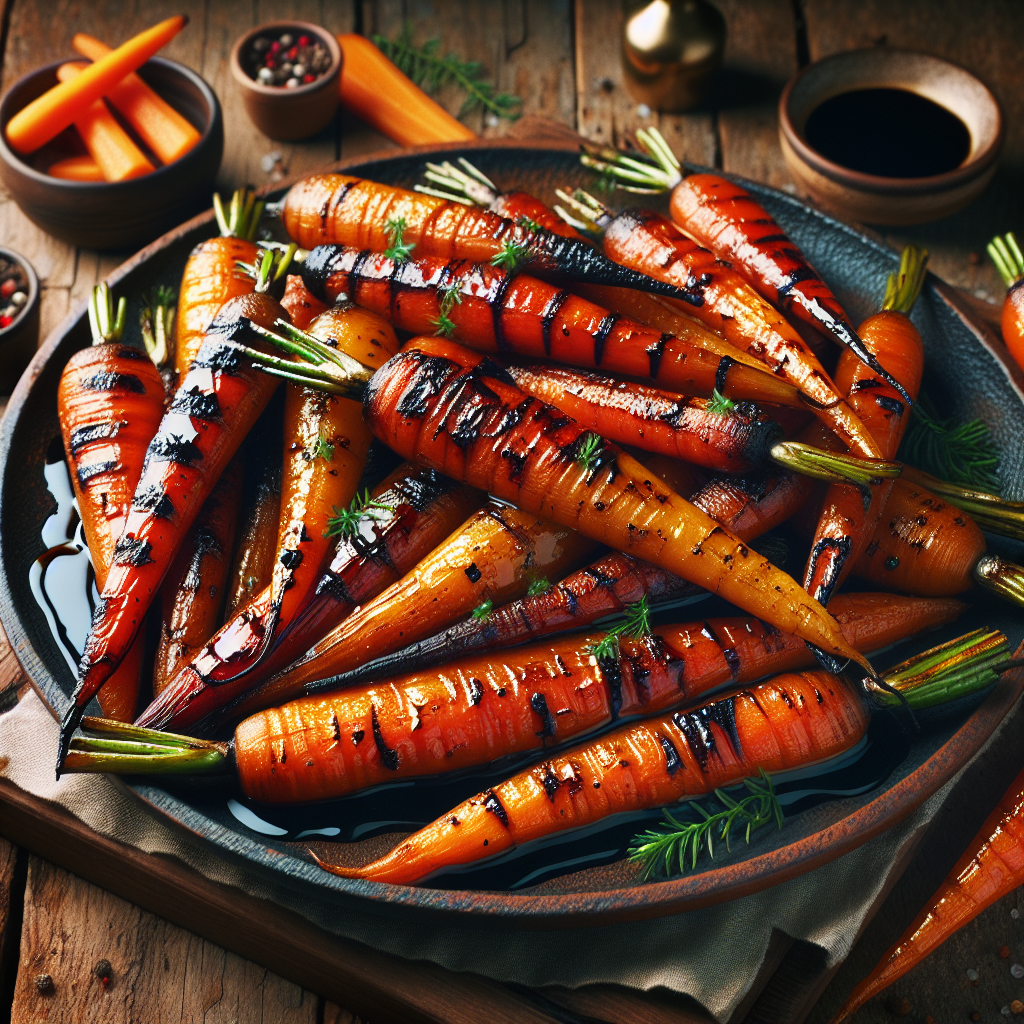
[484,788,510,827]
[183,528,221,592]
[147,434,203,466]
[464,562,481,583]
[113,534,153,567]
[775,265,818,299]
[69,421,121,452]
[191,339,244,372]
[673,699,740,773]
[530,692,556,740]
[390,469,452,512]
[468,677,484,705]
[852,378,884,391]
[314,572,355,605]
[541,763,560,800]
[715,355,735,395]
[646,334,669,377]
[300,245,341,299]
[874,394,905,416]
[597,651,623,719]
[76,458,118,484]
[752,233,789,244]
[557,583,579,615]
[328,179,357,230]
[394,352,455,418]
[592,313,619,366]
[700,621,740,680]
[169,388,221,420]
[540,290,570,356]
[133,484,174,518]
[806,536,853,605]
[370,702,399,770]
[658,733,682,775]
[487,271,520,353]
[81,372,146,394]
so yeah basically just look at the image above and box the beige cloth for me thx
[0,689,1006,1022]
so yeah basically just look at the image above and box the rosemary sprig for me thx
[140,285,176,367]
[325,488,395,540]
[516,214,543,234]
[472,599,494,621]
[706,389,735,416]
[384,217,415,263]
[575,432,604,471]
[491,238,530,271]
[628,769,783,879]
[309,432,334,462]
[372,25,521,121]
[430,280,464,337]
[897,391,1001,491]
[590,596,652,661]
[526,576,550,597]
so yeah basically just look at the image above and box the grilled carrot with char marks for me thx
[154,457,242,693]
[135,304,399,732]
[988,232,1024,373]
[280,273,328,331]
[361,337,876,674]
[63,594,965,808]
[299,245,802,409]
[57,284,165,720]
[506,363,783,473]
[60,291,289,768]
[279,173,699,300]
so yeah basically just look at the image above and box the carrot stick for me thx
[5,15,188,155]
[337,33,475,148]
[48,154,104,181]
[55,63,154,182]
[71,32,201,165]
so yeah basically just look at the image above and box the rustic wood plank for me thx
[802,0,1024,295]
[322,1001,365,1024]
[0,837,23,1012]
[574,0,717,165]
[9,856,320,1024]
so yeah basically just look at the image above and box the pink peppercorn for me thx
[288,46,298,59]
[0,280,14,300]
[298,35,310,46]
[0,316,12,329]
[270,40,280,53]
[303,73,315,83]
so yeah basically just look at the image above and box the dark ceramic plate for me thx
[2,141,1023,926]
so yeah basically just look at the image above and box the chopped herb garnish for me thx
[472,598,494,621]
[309,431,334,462]
[491,238,530,271]
[430,280,463,337]
[590,596,652,661]
[325,488,395,539]
[384,216,415,263]
[516,215,542,234]
[575,432,604,471]
[526,576,550,597]
[706,388,735,416]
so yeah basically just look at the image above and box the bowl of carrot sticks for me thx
[0,16,222,250]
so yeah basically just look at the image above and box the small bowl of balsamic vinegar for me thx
[779,49,1003,225]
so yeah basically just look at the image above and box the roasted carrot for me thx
[59,289,289,769]
[279,274,327,331]
[47,154,104,181]
[71,32,201,165]
[153,457,242,694]
[55,63,154,182]
[6,15,188,155]
[988,233,1024,373]
[801,247,927,605]
[357,337,876,674]
[505,363,783,473]
[202,466,485,727]
[309,629,1002,883]
[63,593,967,807]
[135,304,400,731]
[299,245,803,409]
[830,762,1024,1022]
[691,471,815,543]
[57,284,165,721]
[337,34,476,147]
[174,189,265,381]
[279,174,705,299]
[251,497,598,708]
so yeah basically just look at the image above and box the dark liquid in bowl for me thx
[803,87,971,178]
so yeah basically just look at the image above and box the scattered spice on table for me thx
[0,256,29,329]
[248,31,331,88]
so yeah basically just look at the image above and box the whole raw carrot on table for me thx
[5,15,188,155]
[57,284,165,721]
[71,31,201,165]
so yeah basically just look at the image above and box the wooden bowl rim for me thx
[0,245,38,340]
[2,136,1021,925]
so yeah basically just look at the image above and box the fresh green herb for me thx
[372,25,521,121]
[309,432,334,462]
[491,238,530,271]
[898,391,1001,491]
[575,432,604,471]
[384,216,415,263]
[706,389,735,416]
[140,285,176,367]
[430,280,463,337]
[325,488,395,539]
[472,599,494,621]
[526,576,550,597]
[516,215,542,234]
[590,596,652,661]
[628,769,783,879]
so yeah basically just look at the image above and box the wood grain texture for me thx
[0,836,23,1012]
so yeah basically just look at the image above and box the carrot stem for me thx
[901,465,1024,540]
[87,283,126,346]
[973,555,1024,606]
[769,440,902,485]
[882,245,929,315]
[987,233,1024,289]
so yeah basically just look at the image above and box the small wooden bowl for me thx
[779,49,1003,225]
[0,58,223,251]
[230,22,341,142]
[0,247,38,393]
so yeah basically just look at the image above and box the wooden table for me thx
[0,2,1022,1021]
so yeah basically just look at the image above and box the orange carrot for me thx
[831,763,1024,1022]
[337,33,475,148]
[71,32,201,165]
[55,63,154,182]
[48,155,104,181]
[5,15,188,155]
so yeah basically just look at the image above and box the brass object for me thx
[621,0,726,112]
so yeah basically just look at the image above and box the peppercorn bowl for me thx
[0,247,39,393]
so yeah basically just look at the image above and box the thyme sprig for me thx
[384,217,415,263]
[309,431,334,462]
[628,769,783,879]
[590,596,652,661]
[431,280,464,337]
[372,26,521,121]
[527,576,550,597]
[706,389,735,416]
[472,598,494,621]
[491,238,530,271]
[575,432,604,471]
[325,488,395,540]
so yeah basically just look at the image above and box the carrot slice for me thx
[71,32,201,165]
[55,63,154,182]
[5,14,187,155]
[48,154,104,181]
